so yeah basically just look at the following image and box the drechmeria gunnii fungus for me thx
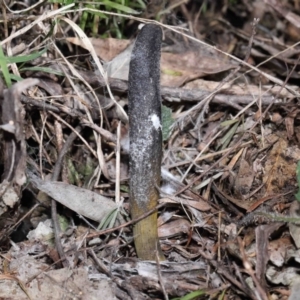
[128,24,165,260]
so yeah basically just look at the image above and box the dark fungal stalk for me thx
[128,24,165,260]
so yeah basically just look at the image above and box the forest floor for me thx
[1,1,300,299]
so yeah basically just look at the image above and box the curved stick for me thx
[128,24,165,260]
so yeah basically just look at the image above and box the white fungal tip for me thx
[138,23,145,30]
[150,114,161,130]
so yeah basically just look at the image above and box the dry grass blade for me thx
[0,4,75,46]
[61,16,128,121]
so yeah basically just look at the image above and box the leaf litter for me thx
[1,1,300,299]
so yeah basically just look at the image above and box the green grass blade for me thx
[0,45,12,87]
[219,120,240,150]
[98,208,119,229]
[20,66,64,76]
[108,208,119,228]
[162,105,174,141]
[79,10,89,31]
[99,0,139,14]
[221,119,239,127]
[5,48,47,64]
[9,74,23,81]
[171,289,206,300]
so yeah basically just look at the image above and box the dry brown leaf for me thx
[28,172,122,223]
[221,148,243,181]
[234,157,254,198]
[160,196,211,212]
[67,37,130,61]
[269,236,291,267]
[70,36,236,88]
[161,51,234,87]
[263,136,298,195]
[158,219,190,238]
[106,158,128,181]
[285,116,295,139]
[256,223,283,285]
